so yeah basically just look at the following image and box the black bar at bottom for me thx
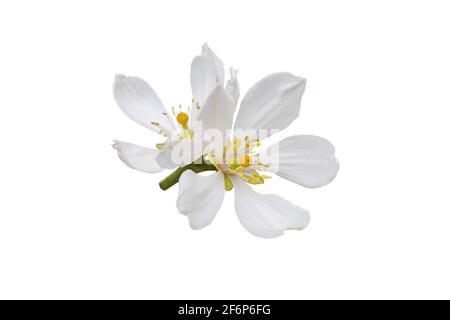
[0,299,441,319]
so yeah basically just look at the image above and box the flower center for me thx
[151,102,198,150]
[207,136,271,190]
[172,104,195,140]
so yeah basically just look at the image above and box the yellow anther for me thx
[233,139,242,149]
[245,174,264,184]
[159,130,167,137]
[176,112,189,130]
[243,154,251,167]
[246,139,261,148]
[156,142,165,150]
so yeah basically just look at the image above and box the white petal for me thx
[112,140,163,173]
[225,68,240,107]
[113,74,175,134]
[155,141,179,169]
[261,135,339,188]
[155,139,203,169]
[234,72,306,137]
[190,43,225,105]
[233,178,310,238]
[189,101,200,128]
[177,170,225,230]
[196,85,235,146]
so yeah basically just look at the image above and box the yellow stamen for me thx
[215,136,271,186]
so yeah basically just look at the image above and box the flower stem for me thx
[158,158,217,190]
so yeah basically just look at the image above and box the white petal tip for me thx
[288,225,309,231]
[115,74,126,81]
[113,74,127,92]
[294,211,311,230]
[280,72,307,86]
[294,75,307,87]
[201,43,215,57]
[189,220,210,231]
[275,211,311,237]
[230,68,239,79]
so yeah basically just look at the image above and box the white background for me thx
[1,0,449,299]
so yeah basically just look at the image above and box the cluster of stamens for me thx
[151,99,200,149]
[208,136,271,189]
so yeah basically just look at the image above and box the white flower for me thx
[112,43,238,171]
[112,44,339,238]
[176,73,339,238]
